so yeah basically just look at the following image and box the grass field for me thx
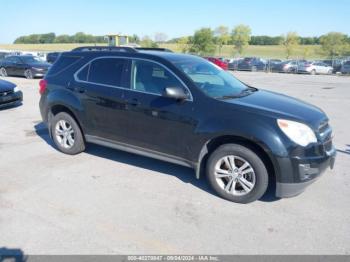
[0,43,325,60]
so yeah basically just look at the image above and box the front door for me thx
[122,59,196,160]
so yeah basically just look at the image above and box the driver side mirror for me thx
[164,87,188,101]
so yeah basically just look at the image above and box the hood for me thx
[0,79,16,92]
[227,89,327,129]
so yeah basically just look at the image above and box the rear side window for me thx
[88,58,127,87]
[47,55,81,76]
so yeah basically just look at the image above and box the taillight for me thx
[39,79,47,95]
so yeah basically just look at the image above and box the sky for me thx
[0,0,349,43]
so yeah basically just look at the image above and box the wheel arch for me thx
[196,135,278,186]
[48,104,84,139]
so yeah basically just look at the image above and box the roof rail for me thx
[135,48,173,53]
[72,46,137,53]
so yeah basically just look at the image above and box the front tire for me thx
[24,69,33,79]
[50,112,85,155]
[206,144,269,204]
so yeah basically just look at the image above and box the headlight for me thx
[277,119,317,147]
[13,86,20,92]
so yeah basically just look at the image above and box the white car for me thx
[298,61,333,75]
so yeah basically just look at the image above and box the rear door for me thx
[2,57,16,75]
[122,59,196,160]
[73,57,131,141]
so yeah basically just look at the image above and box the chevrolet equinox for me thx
[39,46,336,203]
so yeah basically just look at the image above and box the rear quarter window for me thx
[46,55,82,76]
[88,58,128,87]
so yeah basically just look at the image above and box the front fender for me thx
[194,114,289,182]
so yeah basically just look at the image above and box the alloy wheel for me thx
[24,69,33,79]
[214,155,256,196]
[0,68,7,77]
[55,120,75,149]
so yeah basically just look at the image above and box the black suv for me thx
[39,46,336,203]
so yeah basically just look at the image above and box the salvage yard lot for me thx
[0,72,350,254]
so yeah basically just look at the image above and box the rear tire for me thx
[310,69,316,75]
[206,144,269,204]
[0,67,7,77]
[50,112,85,155]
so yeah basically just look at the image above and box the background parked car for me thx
[228,58,242,71]
[0,52,9,61]
[0,79,23,109]
[341,60,350,74]
[266,59,282,72]
[237,57,267,71]
[275,60,298,73]
[322,59,343,73]
[204,57,228,70]
[0,55,51,79]
[298,61,333,75]
[46,52,61,64]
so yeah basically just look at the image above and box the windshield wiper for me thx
[217,94,241,99]
[217,88,258,100]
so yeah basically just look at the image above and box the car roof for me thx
[65,48,203,64]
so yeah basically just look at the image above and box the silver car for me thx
[298,61,333,75]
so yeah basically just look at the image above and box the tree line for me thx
[14,32,106,44]
[14,31,340,46]
[176,25,350,59]
[13,26,350,59]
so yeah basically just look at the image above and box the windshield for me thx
[170,56,251,99]
[21,56,43,63]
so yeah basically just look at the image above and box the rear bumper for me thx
[0,91,23,108]
[276,146,336,198]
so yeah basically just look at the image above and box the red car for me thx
[204,57,228,70]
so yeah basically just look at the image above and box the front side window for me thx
[20,56,43,63]
[169,56,250,99]
[88,58,127,87]
[131,60,186,96]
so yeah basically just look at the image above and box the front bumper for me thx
[0,91,23,108]
[32,68,48,78]
[276,146,336,198]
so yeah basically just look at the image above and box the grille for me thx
[318,120,333,153]
[318,121,330,134]
[0,90,14,96]
[324,139,333,152]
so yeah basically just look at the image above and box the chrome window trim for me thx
[73,56,193,102]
